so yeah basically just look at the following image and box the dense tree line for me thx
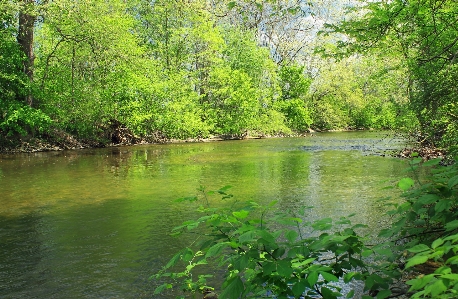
[0,0,414,146]
[331,0,458,152]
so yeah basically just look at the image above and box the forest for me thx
[2,1,458,298]
[0,0,426,150]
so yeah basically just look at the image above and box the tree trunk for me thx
[17,0,36,107]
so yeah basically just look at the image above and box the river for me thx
[0,131,408,298]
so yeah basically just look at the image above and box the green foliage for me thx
[206,67,261,136]
[380,157,458,298]
[276,65,313,132]
[35,0,148,138]
[153,186,397,299]
[0,32,27,102]
[309,54,413,130]
[275,99,312,132]
[332,0,458,150]
[0,100,52,136]
[279,65,311,101]
[154,157,458,299]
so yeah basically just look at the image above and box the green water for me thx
[0,131,407,298]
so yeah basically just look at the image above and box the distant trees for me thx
[332,0,458,151]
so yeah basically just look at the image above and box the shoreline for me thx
[0,129,448,162]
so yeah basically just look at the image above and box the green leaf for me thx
[344,272,360,283]
[218,185,232,193]
[263,261,276,275]
[154,283,172,295]
[232,254,249,271]
[376,289,391,299]
[414,194,439,208]
[307,271,319,286]
[406,274,434,290]
[431,238,444,249]
[398,177,415,191]
[351,223,368,229]
[430,279,447,297]
[321,286,338,299]
[268,200,278,207]
[435,199,450,213]
[423,158,442,166]
[232,210,249,219]
[320,271,339,282]
[220,276,244,299]
[448,175,458,188]
[441,274,458,280]
[408,244,430,253]
[258,230,276,244]
[165,249,185,269]
[362,249,373,257]
[206,242,229,258]
[182,248,194,262]
[239,231,256,244]
[446,220,458,231]
[346,290,355,298]
[374,248,394,257]
[277,260,294,277]
[272,247,286,258]
[285,229,299,243]
[292,280,309,297]
[405,255,429,269]
[312,218,333,231]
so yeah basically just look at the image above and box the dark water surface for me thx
[0,132,407,298]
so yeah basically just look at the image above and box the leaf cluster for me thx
[153,186,398,299]
[380,156,458,298]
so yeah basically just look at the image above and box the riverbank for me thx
[0,128,448,163]
[0,123,319,154]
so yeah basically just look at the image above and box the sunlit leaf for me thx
[232,210,249,219]
[405,255,428,269]
[431,238,444,249]
[408,244,430,253]
[398,177,415,191]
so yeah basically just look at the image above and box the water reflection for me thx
[0,132,407,298]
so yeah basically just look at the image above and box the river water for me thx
[0,131,408,298]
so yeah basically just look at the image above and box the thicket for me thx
[153,156,458,299]
[1,0,415,146]
[331,0,458,153]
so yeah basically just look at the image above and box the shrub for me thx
[152,186,397,299]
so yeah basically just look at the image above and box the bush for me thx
[380,156,458,298]
[0,100,52,136]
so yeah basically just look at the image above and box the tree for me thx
[35,0,147,137]
[330,0,458,150]
[17,0,37,107]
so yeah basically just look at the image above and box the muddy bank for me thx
[0,127,314,154]
[394,146,447,160]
